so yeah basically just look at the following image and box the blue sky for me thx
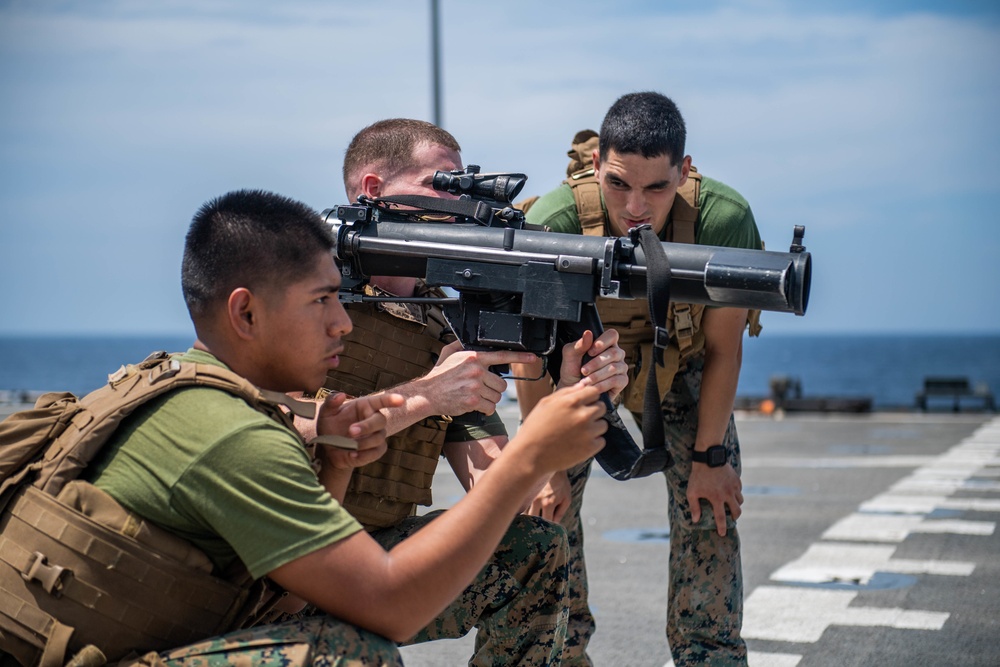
[1,0,998,336]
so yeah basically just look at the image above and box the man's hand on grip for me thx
[557,329,628,401]
[516,382,606,474]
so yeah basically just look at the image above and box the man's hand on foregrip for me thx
[557,329,628,400]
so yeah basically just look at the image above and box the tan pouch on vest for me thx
[622,343,681,415]
[0,482,248,665]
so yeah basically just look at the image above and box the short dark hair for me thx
[342,118,461,198]
[181,189,334,320]
[599,91,686,166]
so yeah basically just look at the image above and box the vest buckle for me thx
[149,358,182,384]
[673,305,695,343]
[22,551,69,596]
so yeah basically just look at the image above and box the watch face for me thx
[707,445,727,467]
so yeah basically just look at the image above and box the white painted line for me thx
[888,479,964,493]
[861,494,1000,514]
[746,653,803,667]
[771,543,975,585]
[962,479,1000,490]
[663,651,802,667]
[948,443,1000,451]
[911,519,996,535]
[921,446,993,456]
[745,456,936,469]
[743,586,949,643]
[932,454,1000,466]
[889,476,1000,493]
[822,514,924,542]
[822,514,995,542]
[911,465,1000,478]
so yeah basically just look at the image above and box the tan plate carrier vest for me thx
[562,130,761,413]
[0,353,309,667]
[321,284,453,530]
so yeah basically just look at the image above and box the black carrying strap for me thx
[542,225,674,480]
[635,225,674,474]
[550,299,670,481]
[595,398,670,480]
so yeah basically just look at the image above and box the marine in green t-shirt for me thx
[89,348,362,579]
[514,92,763,666]
[9,185,624,666]
[12,186,621,667]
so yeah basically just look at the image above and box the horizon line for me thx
[1,330,1000,338]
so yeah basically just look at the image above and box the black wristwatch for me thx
[691,445,727,467]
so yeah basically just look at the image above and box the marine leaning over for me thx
[514,91,764,667]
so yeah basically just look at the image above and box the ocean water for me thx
[736,333,1000,409]
[0,334,194,400]
[1,333,999,410]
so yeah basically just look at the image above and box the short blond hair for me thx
[342,118,461,198]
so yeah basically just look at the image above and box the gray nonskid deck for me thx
[401,406,999,667]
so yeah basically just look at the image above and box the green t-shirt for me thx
[446,409,506,442]
[525,175,762,251]
[88,349,363,579]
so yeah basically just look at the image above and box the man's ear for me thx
[360,173,384,199]
[591,149,601,179]
[227,287,257,340]
[678,155,692,188]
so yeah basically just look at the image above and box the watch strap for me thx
[691,444,727,467]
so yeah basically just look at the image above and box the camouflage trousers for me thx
[373,512,571,666]
[119,616,402,666]
[119,514,569,667]
[569,357,748,667]
[555,459,595,667]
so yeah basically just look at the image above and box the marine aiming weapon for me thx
[321,166,811,480]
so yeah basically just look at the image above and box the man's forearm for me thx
[316,458,353,503]
[695,345,741,449]
[513,360,553,421]
[443,435,507,492]
[694,308,746,451]
[444,434,549,512]
[374,380,440,435]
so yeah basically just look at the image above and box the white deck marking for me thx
[743,587,949,642]
[745,455,936,469]
[770,543,975,584]
[822,513,995,541]
[861,494,1000,513]
[912,465,1000,478]
[663,651,802,667]
[889,477,1000,493]
[742,417,1000,653]
[906,518,997,534]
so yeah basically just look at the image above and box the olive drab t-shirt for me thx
[87,348,362,579]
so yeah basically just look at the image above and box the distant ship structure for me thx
[735,374,873,414]
[736,374,997,414]
[914,376,995,413]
